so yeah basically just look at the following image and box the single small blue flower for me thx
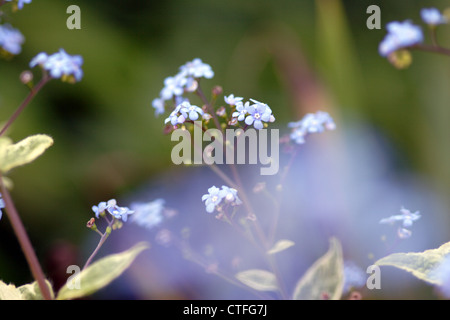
[5,0,32,10]
[232,101,249,122]
[421,8,447,26]
[164,104,186,126]
[244,99,274,130]
[130,199,165,230]
[379,21,423,57]
[0,24,24,55]
[152,98,165,116]
[92,201,108,218]
[179,101,204,121]
[224,94,243,106]
[202,186,224,213]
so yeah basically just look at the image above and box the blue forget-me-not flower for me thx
[0,24,24,55]
[30,49,83,82]
[379,21,424,57]
[421,8,447,26]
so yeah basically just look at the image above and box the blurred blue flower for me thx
[179,58,214,79]
[343,261,366,294]
[160,74,187,100]
[421,8,447,26]
[92,201,108,218]
[288,111,336,144]
[152,98,165,116]
[379,21,423,57]
[0,24,24,55]
[5,0,31,10]
[379,206,421,228]
[0,194,4,221]
[30,49,83,82]
[130,199,165,230]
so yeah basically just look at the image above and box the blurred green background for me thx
[1,0,450,298]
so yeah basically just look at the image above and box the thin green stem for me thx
[82,218,114,270]
[0,173,52,300]
[0,75,50,137]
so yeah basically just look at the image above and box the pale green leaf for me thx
[267,239,295,255]
[292,237,344,300]
[0,281,22,300]
[18,280,54,300]
[56,242,149,300]
[0,134,54,173]
[375,241,450,285]
[235,269,278,292]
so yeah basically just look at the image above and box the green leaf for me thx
[18,280,54,300]
[375,241,450,285]
[267,239,295,255]
[0,134,54,173]
[292,237,344,300]
[56,242,149,300]
[0,281,22,300]
[235,269,278,292]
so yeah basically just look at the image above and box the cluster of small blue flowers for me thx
[152,58,214,116]
[92,199,134,222]
[288,111,336,144]
[202,185,242,213]
[379,206,421,239]
[227,96,275,130]
[379,7,447,57]
[130,199,165,230]
[0,193,4,220]
[5,0,31,10]
[164,101,205,126]
[30,49,84,82]
[0,23,24,55]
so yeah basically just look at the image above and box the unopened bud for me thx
[86,218,97,230]
[20,71,33,86]
[212,86,223,97]
[216,106,226,117]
